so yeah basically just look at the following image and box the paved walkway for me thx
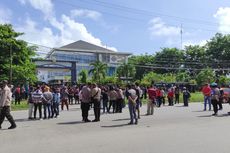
[1,103,230,153]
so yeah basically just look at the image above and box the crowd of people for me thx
[1,79,229,130]
[0,80,193,129]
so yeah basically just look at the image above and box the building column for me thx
[71,62,77,84]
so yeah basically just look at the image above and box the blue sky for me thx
[0,0,230,56]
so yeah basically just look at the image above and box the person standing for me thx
[53,88,61,118]
[147,86,156,115]
[14,85,21,105]
[116,86,124,113]
[42,86,53,119]
[174,86,180,104]
[202,83,212,111]
[135,82,142,119]
[127,84,138,125]
[81,84,91,122]
[183,87,190,107]
[101,87,109,113]
[210,83,220,116]
[32,86,43,120]
[28,86,34,120]
[108,86,118,113]
[0,80,17,129]
[91,83,101,122]
[168,88,174,106]
[61,87,69,111]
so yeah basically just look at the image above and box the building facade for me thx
[35,40,132,83]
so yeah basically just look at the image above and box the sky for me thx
[0,0,230,56]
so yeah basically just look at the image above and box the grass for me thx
[11,100,28,111]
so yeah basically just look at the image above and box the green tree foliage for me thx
[176,71,191,82]
[0,24,37,84]
[89,60,108,83]
[195,68,215,86]
[153,48,184,74]
[78,69,88,83]
[206,33,230,75]
[116,62,135,80]
[128,54,154,80]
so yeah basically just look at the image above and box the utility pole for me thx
[10,44,12,84]
[180,23,183,50]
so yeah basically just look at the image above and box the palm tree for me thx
[89,60,108,83]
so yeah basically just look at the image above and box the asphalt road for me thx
[1,103,230,153]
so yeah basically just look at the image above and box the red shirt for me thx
[148,88,156,100]
[168,91,174,98]
[202,86,211,96]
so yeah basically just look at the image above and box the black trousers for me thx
[93,99,101,121]
[175,94,179,104]
[116,98,123,113]
[34,103,42,119]
[212,99,219,114]
[81,103,90,121]
[0,106,16,127]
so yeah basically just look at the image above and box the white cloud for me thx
[17,0,117,51]
[71,9,102,21]
[149,17,181,36]
[18,0,54,18]
[214,7,230,34]
[0,7,12,24]
[16,18,59,47]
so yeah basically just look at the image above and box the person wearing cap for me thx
[210,83,220,116]
[91,83,101,122]
[202,83,212,111]
[0,80,17,129]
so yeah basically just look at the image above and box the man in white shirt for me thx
[127,84,138,125]
[0,80,17,129]
[91,83,101,122]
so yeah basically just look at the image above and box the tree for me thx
[89,60,108,83]
[128,54,154,80]
[153,48,184,74]
[0,24,37,84]
[195,68,215,86]
[116,62,135,81]
[206,33,230,75]
[78,69,88,83]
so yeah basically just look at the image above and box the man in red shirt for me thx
[202,83,212,111]
[147,86,156,115]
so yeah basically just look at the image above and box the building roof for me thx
[47,40,132,58]
[59,40,115,53]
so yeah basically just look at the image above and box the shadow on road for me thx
[15,118,32,122]
[57,121,83,125]
[112,118,130,121]
[192,110,207,112]
[101,123,131,128]
[197,115,213,117]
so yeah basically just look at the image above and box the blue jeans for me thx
[128,102,137,123]
[204,96,211,110]
[43,103,51,118]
